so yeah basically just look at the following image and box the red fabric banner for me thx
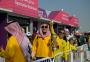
[69,16,80,27]
[0,0,38,18]
[48,10,70,24]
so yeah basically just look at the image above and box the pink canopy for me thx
[48,10,70,24]
[69,16,80,27]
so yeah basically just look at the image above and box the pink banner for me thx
[0,0,38,18]
[48,11,62,23]
[48,10,70,24]
[0,0,14,10]
[69,16,80,27]
[14,0,38,17]
[59,11,70,25]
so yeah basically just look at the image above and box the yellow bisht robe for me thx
[0,36,26,62]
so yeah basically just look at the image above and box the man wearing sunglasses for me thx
[32,22,53,62]
[40,23,49,35]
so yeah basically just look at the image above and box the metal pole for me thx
[80,52,84,62]
[29,19,33,34]
[0,57,5,62]
[70,51,74,62]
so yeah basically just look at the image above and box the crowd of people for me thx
[0,21,90,62]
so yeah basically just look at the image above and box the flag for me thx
[5,22,32,62]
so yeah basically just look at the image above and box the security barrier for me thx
[35,57,52,62]
[34,50,90,62]
[0,57,5,62]
[53,52,63,62]
[0,50,89,62]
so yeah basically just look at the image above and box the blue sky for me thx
[39,0,90,32]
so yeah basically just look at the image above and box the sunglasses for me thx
[41,26,48,28]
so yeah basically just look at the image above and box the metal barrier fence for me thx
[0,50,90,62]
[35,57,53,62]
[0,57,5,62]
[34,50,90,62]
[53,52,63,62]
